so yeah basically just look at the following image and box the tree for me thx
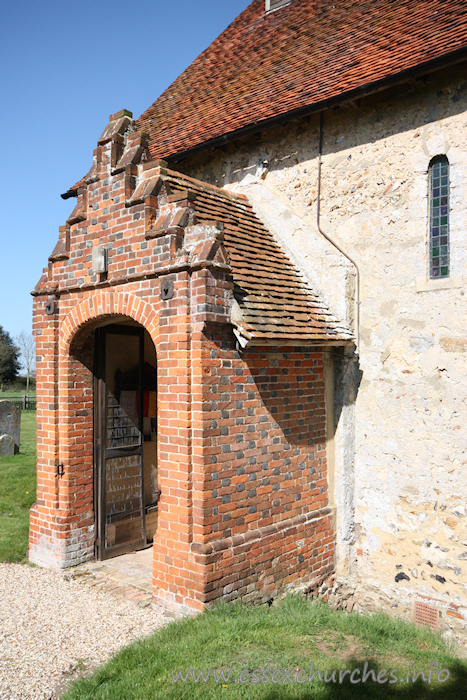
[0,326,21,390]
[16,331,36,394]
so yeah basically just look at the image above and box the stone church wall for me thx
[180,65,467,642]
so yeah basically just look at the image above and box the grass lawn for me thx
[0,391,36,398]
[64,596,466,699]
[1,412,465,698]
[0,410,36,561]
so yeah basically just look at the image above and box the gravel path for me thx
[0,563,167,699]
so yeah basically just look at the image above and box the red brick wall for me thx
[192,328,334,605]
[30,113,334,610]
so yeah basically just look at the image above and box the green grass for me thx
[63,596,466,699]
[1,414,465,698]
[0,411,36,561]
[0,388,36,397]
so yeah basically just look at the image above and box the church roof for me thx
[137,0,467,161]
[64,0,466,198]
[163,168,351,345]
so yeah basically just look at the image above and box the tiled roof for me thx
[137,0,467,160]
[165,168,351,345]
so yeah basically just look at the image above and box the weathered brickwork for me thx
[179,66,467,642]
[154,329,335,611]
[30,111,337,612]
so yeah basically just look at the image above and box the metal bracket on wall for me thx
[160,278,174,300]
[56,463,65,477]
[45,297,56,315]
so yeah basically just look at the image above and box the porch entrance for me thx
[94,323,159,560]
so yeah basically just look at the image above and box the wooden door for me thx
[94,325,146,559]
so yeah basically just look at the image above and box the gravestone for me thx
[0,434,16,456]
[0,401,21,455]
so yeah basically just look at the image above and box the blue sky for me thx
[0,0,251,339]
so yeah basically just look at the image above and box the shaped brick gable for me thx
[40,111,350,346]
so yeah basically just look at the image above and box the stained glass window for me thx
[429,156,450,279]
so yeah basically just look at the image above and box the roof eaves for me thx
[166,46,467,163]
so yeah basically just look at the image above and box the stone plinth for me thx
[0,401,20,453]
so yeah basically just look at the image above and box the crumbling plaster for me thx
[180,66,467,639]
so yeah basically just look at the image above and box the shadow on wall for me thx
[333,346,363,420]
[204,328,364,521]
[179,64,466,190]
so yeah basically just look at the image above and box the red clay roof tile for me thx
[166,169,351,344]
[137,0,467,160]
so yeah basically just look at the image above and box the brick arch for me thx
[60,291,159,351]
[55,290,160,538]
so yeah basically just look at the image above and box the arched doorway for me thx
[94,320,159,560]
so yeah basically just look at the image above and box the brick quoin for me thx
[30,111,346,612]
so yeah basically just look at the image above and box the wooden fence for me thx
[1,396,37,410]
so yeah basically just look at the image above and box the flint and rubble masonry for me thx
[182,65,467,641]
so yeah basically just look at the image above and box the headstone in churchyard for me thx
[0,401,21,454]
[0,434,16,456]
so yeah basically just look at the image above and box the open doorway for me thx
[94,323,159,560]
